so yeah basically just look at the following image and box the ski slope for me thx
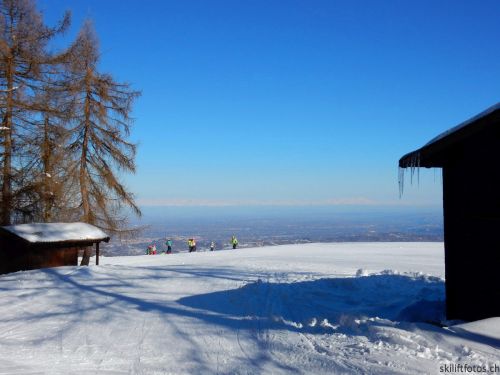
[0,242,498,374]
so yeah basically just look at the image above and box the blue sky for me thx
[39,0,500,209]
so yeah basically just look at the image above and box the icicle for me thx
[399,152,421,197]
[398,167,405,198]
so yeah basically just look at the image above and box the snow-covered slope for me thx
[0,243,498,374]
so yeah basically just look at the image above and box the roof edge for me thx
[424,102,500,147]
[399,150,421,168]
[399,102,500,169]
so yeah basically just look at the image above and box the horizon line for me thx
[136,198,441,208]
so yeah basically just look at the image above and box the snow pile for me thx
[0,242,498,374]
[179,269,445,330]
[1,222,109,243]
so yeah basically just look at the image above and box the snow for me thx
[0,242,498,374]
[1,222,109,243]
[424,102,500,146]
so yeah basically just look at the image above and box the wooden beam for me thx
[96,242,100,266]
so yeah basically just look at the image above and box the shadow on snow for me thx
[178,273,447,329]
[1,265,498,373]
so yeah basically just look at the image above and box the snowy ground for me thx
[0,242,498,374]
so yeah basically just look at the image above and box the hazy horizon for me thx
[130,203,442,224]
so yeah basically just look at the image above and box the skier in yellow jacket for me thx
[231,235,238,249]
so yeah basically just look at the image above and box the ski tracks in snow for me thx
[235,272,318,373]
[2,243,499,374]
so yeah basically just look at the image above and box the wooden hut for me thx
[0,222,110,275]
[399,103,500,321]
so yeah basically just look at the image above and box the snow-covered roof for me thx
[0,222,110,244]
[399,102,500,169]
[424,102,500,146]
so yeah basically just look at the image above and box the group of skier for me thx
[146,244,157,255]
[146,235,238,255]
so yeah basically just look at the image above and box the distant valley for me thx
[101,206,443,256]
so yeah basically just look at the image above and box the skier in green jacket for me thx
[188,238,197,252]
[231,235,238,249]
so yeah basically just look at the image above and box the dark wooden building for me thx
[0,222,110,275]
[399,103,500,321]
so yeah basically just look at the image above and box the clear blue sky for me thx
[39,0,500,209]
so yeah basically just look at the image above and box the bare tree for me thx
[31,84,80,222]
[0,0,70,225]
[66,21,141,264]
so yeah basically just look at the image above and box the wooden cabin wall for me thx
[0,239,82,274]
[26,245,80,269]
[442,127,500,320]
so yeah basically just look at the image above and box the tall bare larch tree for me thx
[33,84,79,222]
[0,0,70,225]
[65,22,140,264]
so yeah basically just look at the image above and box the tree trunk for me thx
[1,56,14,225]
[42,116,52,222]
[79,69,92,266]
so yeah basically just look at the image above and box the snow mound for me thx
[179,270,446,330]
